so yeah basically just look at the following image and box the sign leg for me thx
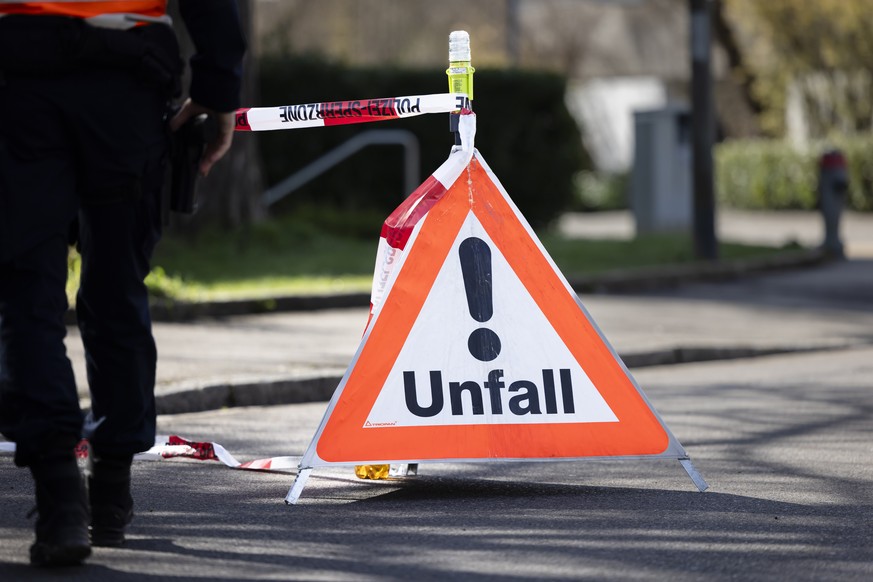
[285,468,313,505]
[679,458,708,492]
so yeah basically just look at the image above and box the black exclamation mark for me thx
[459,237,501,362]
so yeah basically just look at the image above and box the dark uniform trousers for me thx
[0,54,169,466]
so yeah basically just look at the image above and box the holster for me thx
[167,111,210,216]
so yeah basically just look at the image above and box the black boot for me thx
[28,449,91,567]
[88,454,133,547]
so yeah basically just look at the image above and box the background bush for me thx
[716,135,873,211]
[571,171,629,212]
[258,55,590,231]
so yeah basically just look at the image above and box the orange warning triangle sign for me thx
[306,154,686,465]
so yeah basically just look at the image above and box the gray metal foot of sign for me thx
[285,468,312,505]
[679,458,709,492]
[389,463,419,477]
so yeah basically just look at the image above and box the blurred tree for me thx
[170,0,266,231]
[712,0,763,118]
[724,0,873,138]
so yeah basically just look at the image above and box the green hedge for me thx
[716,135,873,211]
[257,55,590,229]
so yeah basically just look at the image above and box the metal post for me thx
[260,130,420,208]
[690,0,718,260]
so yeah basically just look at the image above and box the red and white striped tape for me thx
[0,437,300,473]
[367,112,476,319]
[235,93,467,132]
[135,435,300,472]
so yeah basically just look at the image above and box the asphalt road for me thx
[2,343,871,580]
[4,223,873,580]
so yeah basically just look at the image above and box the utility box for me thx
[630,106,692,234]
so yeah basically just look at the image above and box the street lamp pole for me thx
[690,0,718,260]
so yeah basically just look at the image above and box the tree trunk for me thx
[170,0,266,232]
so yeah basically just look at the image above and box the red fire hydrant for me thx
[818,149,848,257]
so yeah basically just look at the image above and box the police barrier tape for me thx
[0,437,300,473]
[235,93,468,132]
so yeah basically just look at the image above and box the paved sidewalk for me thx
[58,209,873,414]
[557,208,873,257]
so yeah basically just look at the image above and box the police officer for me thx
[0,0,246,567]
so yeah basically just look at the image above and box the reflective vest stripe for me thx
[0,1,167,20]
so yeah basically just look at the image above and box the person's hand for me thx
[169,98,236,177]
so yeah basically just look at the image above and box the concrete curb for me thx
[64,291,372,326]
[152,342,850,415]
[159,249,830,319]
[149,292,371,322]
[63,248,832,325]
[154,375,343,415]
[565,248,831,294]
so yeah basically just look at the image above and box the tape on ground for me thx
[0,437,300,473]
